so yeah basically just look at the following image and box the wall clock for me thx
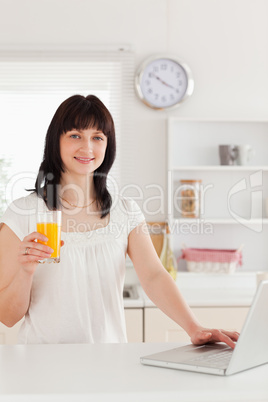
[135,55,194,110]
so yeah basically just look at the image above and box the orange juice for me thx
[37,222,61,259]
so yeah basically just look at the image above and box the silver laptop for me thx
[141,280,268,376]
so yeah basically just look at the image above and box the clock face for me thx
[135,57,194,110]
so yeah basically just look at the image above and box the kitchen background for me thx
[1,0,268,273]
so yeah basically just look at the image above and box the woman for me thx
[0,94,239,346]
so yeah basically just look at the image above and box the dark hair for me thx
[33,94,116,218]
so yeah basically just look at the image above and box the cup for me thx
[218,145,238,165]
[36,211,62,263]
[237,145,255,165]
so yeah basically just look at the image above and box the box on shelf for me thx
[179,246,243,274]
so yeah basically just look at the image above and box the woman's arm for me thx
[127,222,239,349]
[0,224,53,327]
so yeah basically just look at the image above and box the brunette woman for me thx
[0,95,239,347]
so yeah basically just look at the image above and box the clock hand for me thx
[152,73,176,90]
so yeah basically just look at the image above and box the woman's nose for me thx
[80,138,93,153]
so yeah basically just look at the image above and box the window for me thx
[0,46,134,215]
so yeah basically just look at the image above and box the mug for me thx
[237,145,255,166]
[218,145,238,165]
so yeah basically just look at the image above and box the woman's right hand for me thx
[18,232,54,274]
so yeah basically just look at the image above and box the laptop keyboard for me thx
[187,349,233,368]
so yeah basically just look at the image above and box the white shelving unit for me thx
[167,118,268,272]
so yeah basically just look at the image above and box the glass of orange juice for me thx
[36,211,62,263]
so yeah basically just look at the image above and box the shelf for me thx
[170,165,268,172]
[167,119,268,273]
[172,218,268,225]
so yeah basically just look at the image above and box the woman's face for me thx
[59,127,107,177]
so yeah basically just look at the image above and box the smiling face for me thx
[59,127,108,177]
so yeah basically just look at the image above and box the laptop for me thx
[141,280,268,376]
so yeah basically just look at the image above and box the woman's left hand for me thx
[190,327,240,349]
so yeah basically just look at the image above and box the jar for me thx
[179,179,201,218]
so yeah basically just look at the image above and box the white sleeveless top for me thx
[1,193,145,344]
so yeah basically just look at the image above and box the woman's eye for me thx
[70,134,80,139]
[94,136,104,141]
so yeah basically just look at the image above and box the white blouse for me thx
[1,192,145,344]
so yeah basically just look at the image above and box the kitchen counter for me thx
[124,272,257,308]
[0,343,267,402]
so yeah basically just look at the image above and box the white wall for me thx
[1,0,268,220]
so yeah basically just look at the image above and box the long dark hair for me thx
[34,94,116,218]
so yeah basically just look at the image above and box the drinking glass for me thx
[36,211,62,263]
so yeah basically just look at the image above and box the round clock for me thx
[135,55,194,110]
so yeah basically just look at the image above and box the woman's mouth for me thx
[74,157,94,164]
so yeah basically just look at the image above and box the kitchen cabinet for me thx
[0,304,250,345]
[124,308,143,342]
[0,310,143,344]
[167,118,268,271]
[144,306,249,343]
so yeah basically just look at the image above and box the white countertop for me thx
[0,343,267,402]
[124,272,258,308]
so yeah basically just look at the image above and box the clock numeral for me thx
[148,72,153,78]
[178,80,183,86]
[153,66,159,72]
[147,88,153,94]
[154,93,159,100]
[145,79,151,86]
[160,64,167,70]
[176,72,181,78]
[170,94,175,100]
[176,89,180,94]
[161,96,167,102]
